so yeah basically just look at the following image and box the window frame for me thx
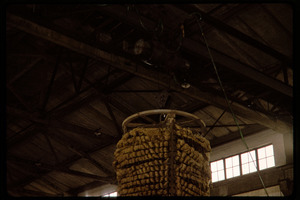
[210,144,275,183]
[224,154,241,179]
[210,159,226,183]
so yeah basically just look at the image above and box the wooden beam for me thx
[39,177,66,196]
[182,38,292,98]
[40,65,118,115]
[97,5,292,98]
[6,13,292,134]
[77,57,89,92]
[67,52,79,94]
[42,131,60,164]
[45,128,114,176]
[205,123,256,128]
[204,107,228,137]
[8,140,117,191]
[7,134,117,191]
[183,4,292,65]
[7,155,114,183]
[83,104,119,137]
[104,100,123,137]
[6,106,116,148]
[7,57,43,85]
[179,101,209,113]
[197,4,251,35]
[6,106,95,136]
[41,51,61,112]
[260,4,292,38]
[11,188,59,197]
[51,71,130,118]
[7,123,34,143]
[7,85,35,112]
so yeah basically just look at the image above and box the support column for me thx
[282,129,293,164]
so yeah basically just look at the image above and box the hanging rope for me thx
[192,12,270,197]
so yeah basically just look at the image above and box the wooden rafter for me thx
[77,57,89,92]
[7,155,114,186]
[11,188,59,197]
[7,57,43,86]
[6,12,292,133]
[104,100,123,137]
[8,135,117,191]
[97,5,292,98]
[42,131,60,164]
[6,106,116,148]
[45,128,114,176]
[179,4,292,65]
[7,85,35,112]
[41,50,61,112]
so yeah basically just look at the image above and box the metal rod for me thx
[77,57,89,92]
[104,100,123,137]
[203,108,227,137]
[41,51,61,111]
[7,85,35,112]
[7,58,42,85]
[68,53,79,93]
[122,109,206,133]
[42,131,60,164]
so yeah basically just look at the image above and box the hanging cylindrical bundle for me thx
[113,110,211,196]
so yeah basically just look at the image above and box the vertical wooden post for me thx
[167,113,176,196]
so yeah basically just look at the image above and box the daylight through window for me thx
[210,160,225,183]
[210,144,275,183]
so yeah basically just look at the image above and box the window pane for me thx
[258,148,266,158]
[225,157,232,168]
[211,162,217,172]
[259,158,267,170]
[217,160,224,170]
[267,156,275,167]
[226,168,233,178]
[218,170,225,181]
[241,153,248,164]
[232,155,239,166]
[249,150,256,162]
[242,164,249,174]
[212,172,218,182]
[233,166,240,176]
[249,161,257,172]
[266,145,274,156]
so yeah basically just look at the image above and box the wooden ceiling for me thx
[5,3,293,196]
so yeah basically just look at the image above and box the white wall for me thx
[210,129,287,167]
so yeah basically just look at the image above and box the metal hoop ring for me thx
[122,109,206,134]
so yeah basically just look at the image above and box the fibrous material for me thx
[113,124,211,196]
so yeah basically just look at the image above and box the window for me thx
[225,155,240,179]
[241,150,257,175]
[210,159,225,183]
[103,191,118,197]
[257,144,275,170]
[210,144,275,183]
